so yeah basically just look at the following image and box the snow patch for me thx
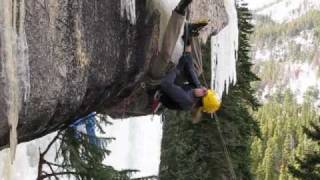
[286,63,319,103]
[0,133,59,180]
[293,30,314,49]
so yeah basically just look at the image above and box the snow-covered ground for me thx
[103,116,163,178]
[0,116,163,180]
[0,133,59,180]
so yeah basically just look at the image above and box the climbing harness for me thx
[184,6,191,53]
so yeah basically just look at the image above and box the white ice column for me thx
[211,0,239,98]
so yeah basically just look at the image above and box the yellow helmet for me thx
[202,89,221,113]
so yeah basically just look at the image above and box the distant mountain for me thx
[250,0,320,23]
[251,2,320,106]
[250,1,320,178]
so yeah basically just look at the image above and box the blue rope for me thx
[69,112,97,128]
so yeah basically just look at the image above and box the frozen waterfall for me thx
[0,0,30,165]
[211,0,239,98]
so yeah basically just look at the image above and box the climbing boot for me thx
[187,19,209,37]
[182,19,209,45]
[175,0,192,15]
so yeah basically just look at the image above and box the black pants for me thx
[160,53,200,110]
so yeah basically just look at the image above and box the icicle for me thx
[0,0,29,165]
[211,0,239,98]
[1,0,20,163]
[121,0,137,24]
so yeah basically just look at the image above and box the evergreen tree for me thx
[159,4,260,180]
[288,120,320,179]
[37,115,136,180]
[250,89,319,179]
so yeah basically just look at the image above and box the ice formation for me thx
[0,0,30,164]
[16,3,30,104]
[211,0,239,98]
[121,0,137,24]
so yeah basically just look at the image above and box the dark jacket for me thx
[160,52,201,110]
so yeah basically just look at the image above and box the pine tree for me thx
[37,115,135,180]
[250,89,319,179]
[288,120,320,179]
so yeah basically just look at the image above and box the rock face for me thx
[0,0,228,147]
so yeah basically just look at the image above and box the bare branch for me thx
[41,131,63,156]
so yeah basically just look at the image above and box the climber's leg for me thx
[150,0,192,79]
[190,37,203,75]
[182,20,209,76]
[179,51,201,88]
[160,69,194,110]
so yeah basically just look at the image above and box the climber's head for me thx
[191,88,220,124]
[201,89,221,113]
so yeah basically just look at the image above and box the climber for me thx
[151,24,221,121]
[149,0,220,119]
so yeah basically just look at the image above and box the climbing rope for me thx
[183,6,191,54]
[213,113,237,180]
[197,47,236,179]
[198,59,237,179]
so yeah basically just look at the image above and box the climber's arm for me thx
[176,46,201,88]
